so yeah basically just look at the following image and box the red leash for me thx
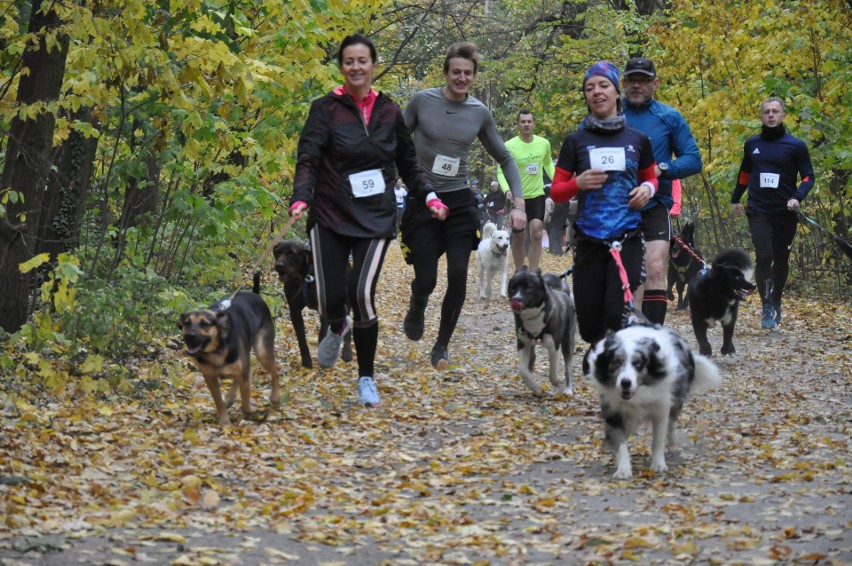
[672,234,708,269]
[608,240,635,309]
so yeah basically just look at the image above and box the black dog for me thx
[272,239,352,368]
[687,249,755,356]
[177,274,281,426]
[507,267,576,396]
[667,221,703,310]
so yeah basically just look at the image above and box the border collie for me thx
[584,324,722,479]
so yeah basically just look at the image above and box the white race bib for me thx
[589,147,626,171]
[760,172,780,189]
[349,169,385,198]
[525,163,539,175]
[432,154,460,177]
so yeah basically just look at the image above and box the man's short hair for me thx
[518,109,534,121]
[761,96,786,112]
[443,42,482,74]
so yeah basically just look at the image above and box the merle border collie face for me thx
[591,334,669,400]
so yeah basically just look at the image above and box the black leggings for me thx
[747,210,798,305]
[408,231,477,348]
[310,224,390,377]
[572,232,645,344]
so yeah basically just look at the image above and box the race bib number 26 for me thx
[589,147,626,171]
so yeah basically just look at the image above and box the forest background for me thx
[0,0,850,390]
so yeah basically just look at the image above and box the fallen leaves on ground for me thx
[1,245,850,564]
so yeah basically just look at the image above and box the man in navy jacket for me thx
[623,58,703,325]
[731,97,815,329]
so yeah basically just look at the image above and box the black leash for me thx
[798,212,852,260]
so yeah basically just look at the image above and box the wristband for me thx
[641,182,656,197]
[427,197,449,213]
[289,200,308,214]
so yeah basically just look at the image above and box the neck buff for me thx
[760,123,786,141]
[585,113,627,132]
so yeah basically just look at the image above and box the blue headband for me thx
[584,61,621,93]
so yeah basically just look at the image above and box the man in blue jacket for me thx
[623,58,703,325]
[731,97,814,329]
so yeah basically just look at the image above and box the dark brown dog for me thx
[177,275,280,425]
[272,239,352,368]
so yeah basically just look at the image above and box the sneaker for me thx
[357,376,381,407]
[430,345,450,370]
[404,290,426,341]
[773,302,782,326]
[318,316,350,368]
[760,305,777,330]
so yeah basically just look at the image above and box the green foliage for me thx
[2,0,849,397]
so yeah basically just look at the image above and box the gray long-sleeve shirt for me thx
[404,87,523,198]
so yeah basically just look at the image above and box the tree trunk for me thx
[0,4,69,332]
[37,109,100,262]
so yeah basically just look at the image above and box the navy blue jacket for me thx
[731,127,815,214]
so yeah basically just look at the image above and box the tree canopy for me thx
[0,0,849,379]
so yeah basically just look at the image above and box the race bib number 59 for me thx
[349,169,385,198]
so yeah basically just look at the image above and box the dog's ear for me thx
[177,313,187,330]
[215,311,231,341]
[641,338,667,379]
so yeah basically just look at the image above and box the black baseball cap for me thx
[624,58,656,77]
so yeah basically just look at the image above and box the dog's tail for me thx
[252,271,261,294]
[690,354,722,395]
[482,221,496,240]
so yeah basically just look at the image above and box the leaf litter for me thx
[1,244,850,564]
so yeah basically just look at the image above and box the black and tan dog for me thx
[177,274,280,425]
[272,239,352,368]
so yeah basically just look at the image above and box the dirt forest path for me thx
[1,243,850,565]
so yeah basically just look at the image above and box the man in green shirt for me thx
[497,110,555,271]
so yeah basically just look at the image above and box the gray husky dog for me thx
[507,268,577,396]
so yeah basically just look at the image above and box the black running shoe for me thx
[404,293,426,341]
[430,345,449,370]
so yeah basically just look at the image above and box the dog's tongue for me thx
[186,344,201,355]
[510,299,523,311]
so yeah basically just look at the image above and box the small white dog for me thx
[477,222,511,299]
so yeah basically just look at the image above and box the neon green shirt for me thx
[496,135,555,199]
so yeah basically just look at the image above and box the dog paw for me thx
[651,459,668,474]
[557,386,574,397]
[612,467,633,480]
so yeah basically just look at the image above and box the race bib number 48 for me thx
[589,147,626,171]
[432,154,461,177]
[349,169,385,198]
[759,172,780,189]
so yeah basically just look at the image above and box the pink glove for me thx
[289,201,308,217]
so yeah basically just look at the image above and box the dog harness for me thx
[517,304,550,341]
